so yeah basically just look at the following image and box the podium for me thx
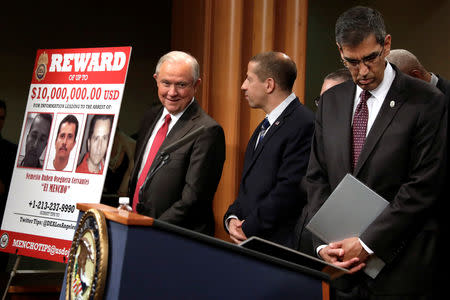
[60,203,334,300]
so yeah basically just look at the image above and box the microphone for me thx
[147,125,206,179]
[160,125,205,155]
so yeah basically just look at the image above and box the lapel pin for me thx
[275,121,280,126]
[390,100,395,108]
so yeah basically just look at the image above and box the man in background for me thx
[224,52,314,248]
[20,113,52,169]
[0,99,16,272]
[51,114,79,171]
[387,48,450,101]
[76,115,113,174]
[0,100,17,217]
[314,68,352,107]
[129,51,225,236]
[321,68,352,96]
[296,67,352,255]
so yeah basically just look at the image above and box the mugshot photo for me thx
[46,113,84,172]
[76,114,114,175]
[17,112,53,169]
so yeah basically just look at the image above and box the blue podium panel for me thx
[61,210,329,300]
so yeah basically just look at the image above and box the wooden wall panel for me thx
[207,0,245,241]
[171,0,308,241]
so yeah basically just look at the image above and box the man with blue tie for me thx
[224,51,315,248]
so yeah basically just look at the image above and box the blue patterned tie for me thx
[256,118,270,148]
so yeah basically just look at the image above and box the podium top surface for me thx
[76,204,334,283]
[77,203,154,226]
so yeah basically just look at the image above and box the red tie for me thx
[351,90,370,171]
[133,114,171,211]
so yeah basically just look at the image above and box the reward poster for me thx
[0,47,131,262]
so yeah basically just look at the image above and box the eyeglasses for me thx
[341,47,384,70]
[159,80,193,91]
[313,96,320,107]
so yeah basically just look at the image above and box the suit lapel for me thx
[132,100,201,182]
[151,100,200,168]
[133,108,163,174]
[354,72,405,175]
[337,83,356,174]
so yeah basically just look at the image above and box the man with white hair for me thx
[129,51,225,236]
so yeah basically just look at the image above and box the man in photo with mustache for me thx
[50,114,79,171]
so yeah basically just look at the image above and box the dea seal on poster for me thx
[35,51,48,81]
[66,209,108,300]
[0,233,9,249]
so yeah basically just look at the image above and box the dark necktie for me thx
[352,90,371,171]
[133,114,171,212]
[256,117,270,149]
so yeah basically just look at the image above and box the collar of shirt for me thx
[430,72,439,87]
[138,98,194,176]
[157,98,195,133]
[353,62,396,135]
[265,93,297,127]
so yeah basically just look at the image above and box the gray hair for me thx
[155,51,200,82]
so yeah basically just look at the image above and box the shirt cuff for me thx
[316,244,327,257]
[225,215,238,232]
[358,238,374,254]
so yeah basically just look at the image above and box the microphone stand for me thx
[136,125,205,209]
[147,152,170,180]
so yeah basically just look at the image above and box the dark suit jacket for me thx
[304,64,447,296]
[435,74,450,298]
[436,74,450,99]
[129,100,225,236]
[224,98,314,248]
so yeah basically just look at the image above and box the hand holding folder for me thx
[306,174,388,278]
[306,173,388,244]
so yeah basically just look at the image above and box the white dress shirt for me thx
[254,93,297,148]
[138,99,194,178]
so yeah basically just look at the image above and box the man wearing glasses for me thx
[129,51,225,236]
[303,6,446,299]
[313,68,352,107]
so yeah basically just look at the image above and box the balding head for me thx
[386,49,431,82]
[249,51,297,92]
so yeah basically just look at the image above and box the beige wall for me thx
[172,0,309,241]
[3,1,448,140]
[304,0,450,108]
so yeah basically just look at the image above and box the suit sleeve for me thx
[361,93,447,263]
[158,124,226,224]
[304,98,332,222]
[303,98,334,250]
